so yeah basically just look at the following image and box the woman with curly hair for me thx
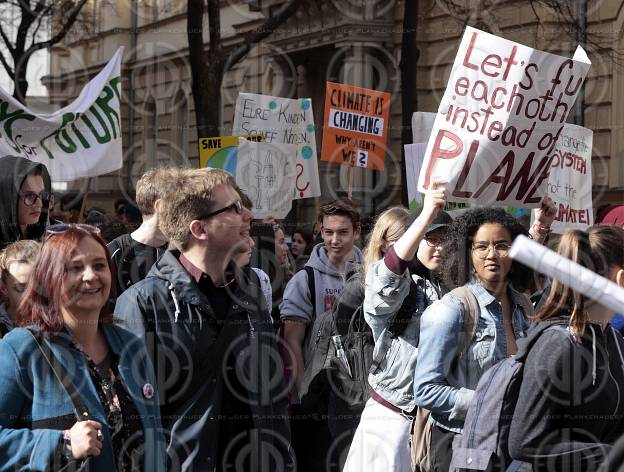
[413,207,535,471]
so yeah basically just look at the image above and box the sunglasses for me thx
[20,191,50,207]
[45,223,101,237]
[424,236,445,248]
[196,200,243,220]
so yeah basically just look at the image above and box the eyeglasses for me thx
[196,200,243,220]
[20,191,50,207]
[45,223,101,237]
[472,242,511,259]
[424,236,444,248]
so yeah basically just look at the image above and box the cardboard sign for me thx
[198,134,263,174]
[418,26,591,207]
[404,143,427,210]
[232,93,320,199]
[411,111,436,143]
[0,48,124,181]
[321,82,391,170]
[235,139,296,219]
[542,124,593,232]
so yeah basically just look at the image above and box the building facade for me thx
[42,0,624,220]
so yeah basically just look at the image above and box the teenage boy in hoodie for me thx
[280,198,362,472]
[0,155,51,249]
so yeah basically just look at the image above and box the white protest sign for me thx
[404,143,426,210]
[232,93,320,199]
[510,235,624,315]
[543,124,593,233]
[235,138,296,219]
[418,26,591,207]
[0,48,124,181]
[411,111,436,143]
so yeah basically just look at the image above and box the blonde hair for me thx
[363,206,412,275]
[159,168,236,251]
[0,240,40,273]
[534,225,624,337]
[135,166,181,216]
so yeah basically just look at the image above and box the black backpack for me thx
[300,271,422,416]
[108,233,165,296]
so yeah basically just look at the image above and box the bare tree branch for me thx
[0,48,14,79]
[0,23,14,54]
[29,3,53,47]
[23,0,89,56]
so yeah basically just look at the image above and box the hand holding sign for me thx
[422,180,448,221]
[534,195,557,227]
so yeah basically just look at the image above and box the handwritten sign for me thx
[198,134,263,174]
[539,124,593,232]
[418,27,591,208]
[321,82,391,170]
[235,139,296,219]
[0,48,124,181]
[232,93,320,199]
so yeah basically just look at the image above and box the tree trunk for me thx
[188,0,226,138]
[400,0,419,206]
[187,0,302,138]
[12,61,29,104]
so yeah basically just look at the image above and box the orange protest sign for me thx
[321,82,391,171]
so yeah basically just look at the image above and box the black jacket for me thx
[509,317,624,471]
[0,155,51,249]
[115,250,293,472]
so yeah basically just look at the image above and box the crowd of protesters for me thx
[0,153,624,472]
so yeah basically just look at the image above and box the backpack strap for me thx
[515,291,534,319]
[304,266,316,318]
[25,328,91,421]
[387,278,422,338]
[450,286,480,357]
[370,278,422,372]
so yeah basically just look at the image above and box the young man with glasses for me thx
[114,168,293,472]
[0,155,51,249]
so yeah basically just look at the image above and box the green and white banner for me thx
[0,47,123,181]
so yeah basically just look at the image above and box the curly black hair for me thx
[441,207,532,291]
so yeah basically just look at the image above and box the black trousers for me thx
[431,424,457,472]
[290,405,332,472]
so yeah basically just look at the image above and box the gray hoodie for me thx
[280,243,363,357]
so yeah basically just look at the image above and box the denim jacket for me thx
[364,258,441,411]
[413,280,530,433]
[0,324,167,472]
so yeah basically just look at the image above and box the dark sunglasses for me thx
[424,236,444,248]
[20,191,50,207]
[196,200,243,220]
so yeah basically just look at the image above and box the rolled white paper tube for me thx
[509,235,624,315]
